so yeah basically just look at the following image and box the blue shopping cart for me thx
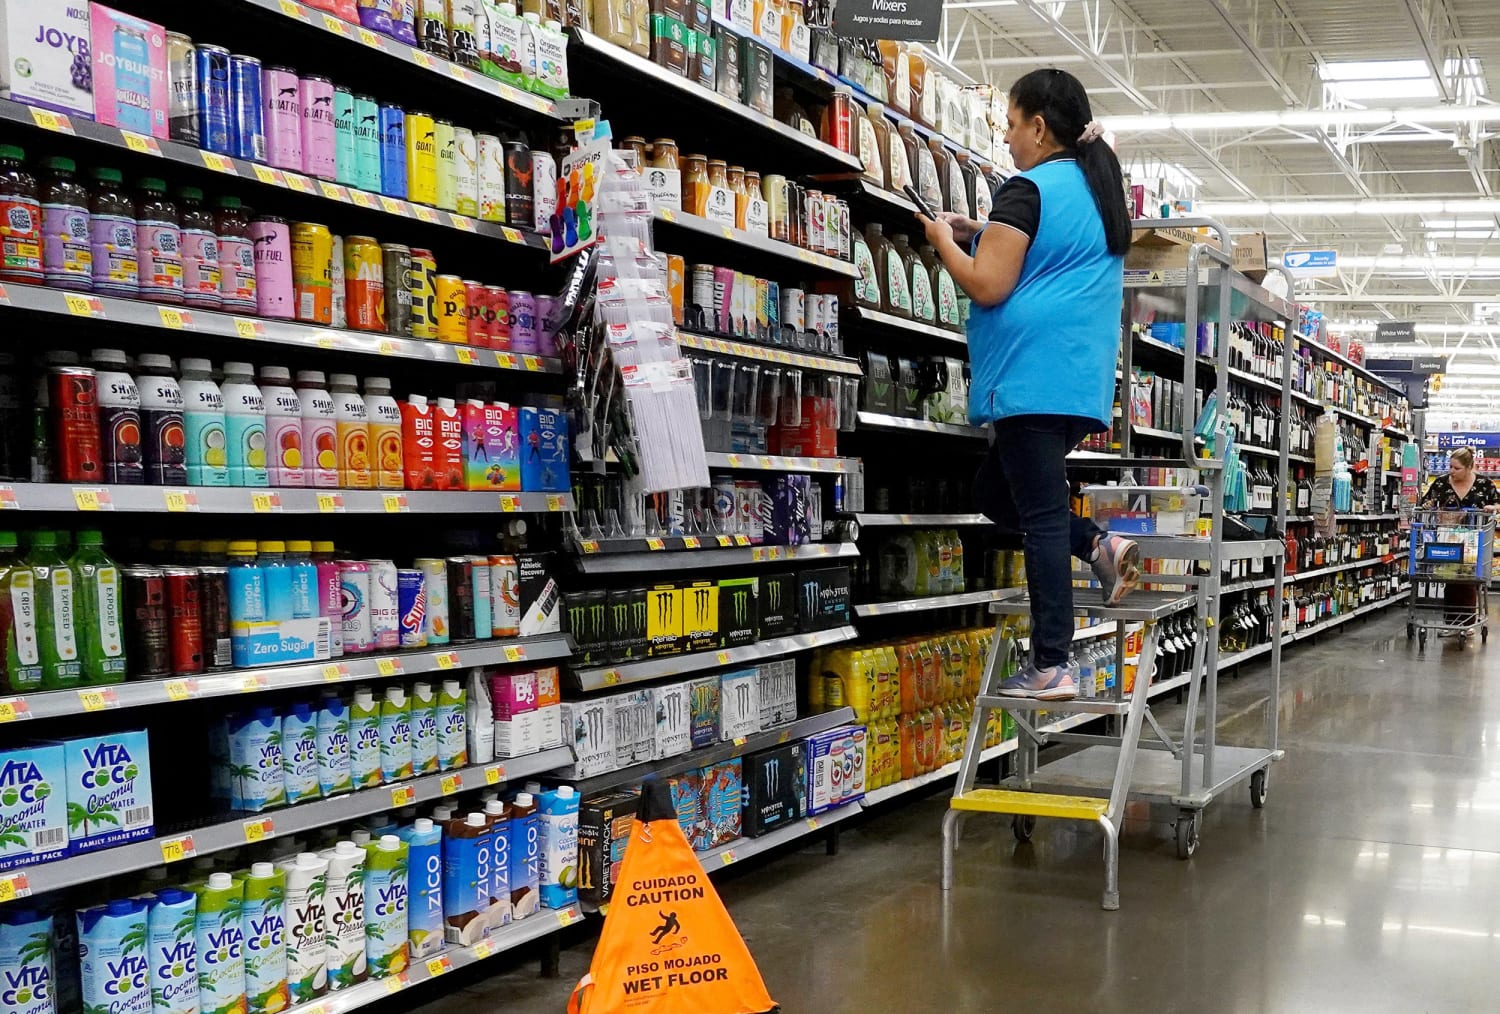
[1407,509,1494,651]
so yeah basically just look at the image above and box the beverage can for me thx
[445,556,474,641]
[712,476,738,534]
[484,285,510,348]
[162,567,204,676]
[489,555,519,638]
[378,103,407,199]
[264,66,303,171]
[502,141,532,228]
[229,54,267,162]
[369,560,400,649]
[762,173,788,241]
[824,293,840,349]
[765,279,781,338]
[196,45,232,154]
[291,221,334,324]
[334,87,357,186]
[301,75,337,180]
[463,280,488,347]
[198,565,233,670]
[691,264,715,320]
[49,367,103,483]
[477,133,505,222]
[434,274,467,344]
[729,272,746,336]
[123,565,169,677]
[344,235,385,332]
[453,126,479,218]
[531,150,557,234]
[338,560,373,653]
[804,291,823,338]
[469,555,492,639]
[416,558,449,645]
[405,110,438,206]
[434,119,457,211]
[382,243,413,337]
[509,290,537,354]
[397,569,427,648]
[755,276,769,340]
[250,215,294,319]
[409,248,437,339]
[167,32,199,145]
[330,234,347,328]
[352,94,382,193]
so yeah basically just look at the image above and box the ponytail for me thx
[1009,68,1132,257]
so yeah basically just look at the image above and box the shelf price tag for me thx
[454,347,477,365]
[200,152,237,175]
[278,0,305,16]
[472,940,493,960]
[376,657,402,677]
[377,340,400,356]
[719,849,737,866]
[251,492,282,513]
[322,12,350,33]
[435,651,460,669]
[284,173,315,194]
[522,355,544,372]
[439,773,462,795]
[716,535,733,547]
[425,956,451,979]
[499,495,520,512]
[251,165,286,187]
[503,645,525,663]
[317,492,345,513]
[383,493,409,513]
[381,975,405,995]
[682,536,700,549]
[163,678,198,702]
[164,489,199,512]
[77,688,117,712]
[0,872,31,903]
[28,108,73,134]
[446,62,468,81]
[157,307,192,330]
[380,196,407,216]
[658,208,676,223]
[732,736,747,747]
[414,205,441,224]
[545,494,565,512]
[556,908,578,927]
[495,352,516,369]
[734,535,751,547]
[358,27,382,47]
[121,131,160,156]
[413,50,437,69]
[645,538,665,551]
[391,784,416,807]
[64,293,103,317]
[239,674,268,692]
[750,548,765,563]
[72,487,112,512]
[243,817,274,843]
[579,540,599,554]
[233,318,263,340]
[501,226,523,244]
[484,764,505,785]
[322,663,349,682]
[350,190,379,210]
[450,215,477,232]
[159,834,196,864]
[806,817,819,830]
[717,651,731,665]
[320,182,351,202]
[601,670,621,687]
[0,698,30,723]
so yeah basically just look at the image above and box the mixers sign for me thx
[833,0,943,40]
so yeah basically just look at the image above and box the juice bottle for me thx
[894,233,934,324]
[508,791,540,919]
[177,186,222,309]
[0,532,40,692]
[436,678,467,770]
[399,394,435,490]
[295,370,338,488]
[227,540,266,667]
[259,541,293,623]
[433,397,462,490]
[311,542,343,657]
[363,377,404,490]
[69,530,126,685]
[77,899,151,1014]
[259,366,306,488]
[440,813,491,945]
[0,145,41,287]
[222,362,269,487]
[40,155,92,291]
[89,167,138,299]
[330,374,372,489]
[136,354,188,486]
[136,178,184,304]
[215,196,257,314]
[91,348,145,485]
[27,531,79,690]
[180,358,230,486]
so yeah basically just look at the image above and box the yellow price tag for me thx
[201,152,237,174]
[413,50,436,69]
[646,538,665,551]
[323,13,350,33]
[734,535,751,546]
[435,652,459,669]
[683,536,700,549]
[720,849,737,866]
[320,182,350,202]
[716,535,733,547]
[546,493,565,512]
[414,205,440,224]
[243,817,274,843]
[317,493,344,513]
[751,548,765,563]
[164,489,198,512]
[284,173,315,194]
[726,454,743,467]
[806,817,820,830]
[0,873,31,903]
[278,0,303,16]
[380,196,407,216]
[157,307,190,330]
[721,225,735,240]
[121,131,160,155]
[602,670,621,686]
[251,492,281,513]
[251,164,285,186]
[768,546,784,560]
[501,227,523,244]
[29,108,73,134]
[72,488,108,512]
[440,774,461,795]
[0,699,25,723]
[503,645,524,663]
[717,651,731,665]
[322,663,349,681]
[159,834,196,864]
[454,348,477,365]
[383,493,409,513]
[376,657,402,677]
[659,208,677,223]
[425,957,450,978]
[557,908,577,926]
[240,674,267,692]
[579,540,600,554]
[499,495,520,512]
[391,785,416,807]
[378,340,399,356]
[64,293,101,317]
[484,765,505,785]
[451,215,477,232]
[446,62,467,80]
[358,27,381,46]
[495,352,516,369]
[77,688,114,712]
[732,736,747,747]
[164,679,196,702]
[523,355,544,372]
[350,190,378,209]
[234,318,261,339]
[472,940,493,960]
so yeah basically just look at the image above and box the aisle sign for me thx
[833,0,942,42]
[1282,249,1339,279]
[1374,321,1417,343]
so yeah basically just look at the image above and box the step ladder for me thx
[940,588,1197,911]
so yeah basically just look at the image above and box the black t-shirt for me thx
[987,151,1074,242]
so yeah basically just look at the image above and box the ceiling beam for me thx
[1401,0,1455,103]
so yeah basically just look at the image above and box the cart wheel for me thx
[1012,814,1036,843]
[1484,626,1490,644]
[1175,810,1200,860]
[1419,628,1427,652]
[1250,769,1268,809]
[1407,623,1415,641]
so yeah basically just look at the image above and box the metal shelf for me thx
[1016,620,1120,651]
[571,626,858,692]
[1296,333,1405,397]
[1331,404,1382,429]
[0,483,572,515]
[2,98,547,253]
[850,513,990,527]
[704,452,859,474]
[1335,512,1400,521]
[573,539,859,574]
[829,176,921,220]
[855,588,1017,618]
[1125,266,1298,324]
[1067,449,1122,462]
[1,635,571,722]
[570,708,856,797]
[845,305,968,348]
[855,411,987,440]
[654,208,858,278]
[2,746,574,903]
[677,332,862,375]
[0,282,562,375]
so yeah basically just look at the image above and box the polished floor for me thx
[406,606,1500,1013]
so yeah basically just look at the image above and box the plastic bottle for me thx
[363,377,404,490]
[40,156,92,291]
[25,532,78,691]
[136,178,184,304]
[330,373,372,489]
[69,530,125,685]
[284,540,319,621]
[350,687,383,790]
[400,394,435,490]
[433,397,462,490]
[214,196,257,313]
[0,532,40,693]
[277,852,330,1004]
[91,348,145,485]
[320,841,367,991]
[88,167,137,298]
[221,362,269,487]
[894,233,934,324]
[296,370,339,488]
[311,542,343,657]
[0,145,41,286]
[136,354,188,486]
[180,358,230,486]
[259,366,306,488]
[177,186,222,309]
[256,540,292,624]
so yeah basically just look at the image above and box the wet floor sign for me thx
[568,782,777,1014]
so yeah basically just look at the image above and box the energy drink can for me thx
[334,86,357,186]
[49,366,102,483]
[712,476,738,534]
[378,103,407,199]
[344,236,385,332]
[291,222,334,325]
[397,569,427,648]
[382,243,413,337]
[468,555,492,639]
[167,32,198,145]
[762,173,787,241]
[484,285,510,348]
[453,126,479,218]
[531,150,557,233]
[405,110,438,206]
[463,281,488,347]
[434,120,456,211]
[489,555,519,638]
[755,277,769,340]
[123,565,170,678]
[502,141,532,228]
[198,565,233,670]
[409,249,437,339]
[477,133,504,222]
[713,265,734,332]
[229,54,266,162]
[418,0,451,58]
[765,279,781,338]
[805,292,824,339]
[781,287,805,333]
[162,567,204,676]
[416,558,449,645]
[195,45,231,154]
[264,65,303,171]
[251,216,294,320]
[352,94,382,193]
[434,274,467,344]
[330,234,347,328]
[369,559,399,649]
[691,264,715,322]
[824,293,840,350]
[729,272,747,336]
[338,560,373,653]
[445,557,475,640]
[301,75,337,180]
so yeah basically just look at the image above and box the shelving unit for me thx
[572,539,859,573]
[854,589,1018,618]
[570,627,858,692]
[855,411,987,439]
[0,484,571,515]
[677,332,862,375]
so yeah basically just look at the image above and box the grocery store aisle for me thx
[409,606,1500,1013]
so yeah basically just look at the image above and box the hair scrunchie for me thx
[1078,120,1106,144]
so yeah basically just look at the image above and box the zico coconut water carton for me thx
[361,836,409,979]
[397,819,442,958]
[77,899,151,1014]
[191,873,246,1014]
[0,743,67,871]
[56,730,153,854]
[145,888,199,1014]
[0,907,55,1014]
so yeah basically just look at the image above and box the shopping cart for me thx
[1407,509,1495,651]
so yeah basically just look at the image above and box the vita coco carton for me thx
[56,729,153,854]
[0,742,68,870]
[0,0,94,117]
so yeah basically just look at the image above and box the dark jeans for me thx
[977,415,1106,669]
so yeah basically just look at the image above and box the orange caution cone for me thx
[568,782,778,1014]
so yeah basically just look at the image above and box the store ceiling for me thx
[939,0,1500,400]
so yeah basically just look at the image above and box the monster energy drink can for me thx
[416,557,448,645]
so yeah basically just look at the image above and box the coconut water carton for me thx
[77,899,150,1014]
[190,873,245,1014]
[145,889,198,1014]
[0,907,55,1014]
[226,711,284,814]
[361,836,409,979]
[0,743,67,871]
[56,730,153,854]
[239,863,288,1014]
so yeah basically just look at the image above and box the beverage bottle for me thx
[286,540,321,620]
[27,531,80,690]
[260,365,306,487]
[177,185,222,309]
[69,530,126,684]
[135,178,184,304]
[214,196,257,313]
[180,357,230,486]
[134,354,188,486]
[221,362,269,487]
[89,166,138,298]
[311,541,343,657]
[0,145,41,286]
[330,373,372,489]
[91,348,145,485]
[227,539,266,667]
[40,155,92,291]
[363,376,404,490]
[296,370,339,488]
[260,540,294,623]
[400,394,436,490]
[433,397,462,490]
[0,531,41,692]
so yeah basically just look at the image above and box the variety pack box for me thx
[860,352,897,414]
[684,580,719,652]
[687,675,720,750]
[718,668,759,741]
[668,769,704,845]
[535,667,563,750]
[0,742,68,870]
[607,587,648,662]
[611,689,654,769]
[517,553,562,636]
[701,759,743,849]
[519,405,569,492]
[804,725,866,815]
[764,475,812,546]
[461,400,520,491]
[577,790,639,907]
[650,681,692,759]
[756,659,797,729]
[89,4,168,137]
[798,566,851,632]
[718,576,758,647]
[758,572,797,639]
[742,743,804,837]
[0,0,94,117]
[561,698,615,778]
[58,729,154,853]
[646,584,684,656]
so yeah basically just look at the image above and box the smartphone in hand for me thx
[904,184,937,221]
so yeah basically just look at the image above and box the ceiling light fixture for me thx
[1103,105,1500,134]
[1196,198,1500,218]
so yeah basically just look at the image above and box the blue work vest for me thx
[966,158,1124,428]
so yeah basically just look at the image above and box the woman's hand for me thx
[939,211,983,245]
[918,212,955,249]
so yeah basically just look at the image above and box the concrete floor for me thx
[405,605,1500,1012]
